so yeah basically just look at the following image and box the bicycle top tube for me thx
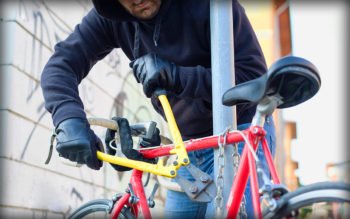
[139,126,266,159]
[96,124,266,177]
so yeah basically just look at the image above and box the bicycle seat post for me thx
[252,95,280,127]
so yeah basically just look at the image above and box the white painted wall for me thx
[0,1,167,217]
[286,2,347,185]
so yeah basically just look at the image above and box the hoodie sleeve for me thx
[176,1,266,103]
[41,9,117,127]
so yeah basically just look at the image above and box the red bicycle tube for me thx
[140,131,246,159]
[111,193,130,219]
[261,138,281,184]
[130,170,152,219]
[226,129,263,218]
[247,140,262,219]
[226,145,250,218]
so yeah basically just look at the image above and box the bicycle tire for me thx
[264,181,350,218]
[68,199,135,219]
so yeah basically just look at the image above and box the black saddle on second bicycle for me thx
[222,56,321,109]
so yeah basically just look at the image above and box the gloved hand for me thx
[105,117,157,171]
[130,53,182,97]
[55,118,103,170]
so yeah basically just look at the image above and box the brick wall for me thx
[0,1,167,217]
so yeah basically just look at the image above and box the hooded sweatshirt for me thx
[41,0,267,139]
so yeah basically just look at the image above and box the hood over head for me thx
[92,0,170,22]
[92,0,172,57]
[92,0,137,21]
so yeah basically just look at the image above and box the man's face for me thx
[118,0,162,20]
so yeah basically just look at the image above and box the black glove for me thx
[55,118,103,170]
[105,117,157,172]
[130,53,182,97]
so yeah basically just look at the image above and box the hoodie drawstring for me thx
[132,0,171,59]
[132,19,161,59]
[153,17,162,47]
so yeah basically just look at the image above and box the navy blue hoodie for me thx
[41,0,267,139]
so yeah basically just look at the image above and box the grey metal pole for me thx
[209,0,236,217]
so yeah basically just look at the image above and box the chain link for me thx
[240,195,248,219]
[232,138,247,218]
[215,128,230,216]
[215,141,225,210]
[232,142,240,176]
[214,128,249,218]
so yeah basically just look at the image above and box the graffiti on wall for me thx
[1,1,167,214]
[9,1,154,160]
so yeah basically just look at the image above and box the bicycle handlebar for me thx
[88,117,157,140]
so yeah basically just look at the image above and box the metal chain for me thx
[232,142,240,176]
[240,195,248,219]
[215,141,224,212]
[215,128,230,216]
[232,137,247,218]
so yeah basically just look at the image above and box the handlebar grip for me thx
[88,118,118,130]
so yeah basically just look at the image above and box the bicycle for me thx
[65,56,350,219]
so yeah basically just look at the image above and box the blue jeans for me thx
[164,116,276,219]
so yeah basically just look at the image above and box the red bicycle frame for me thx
[111,170,151,219]
[110,125,280,219]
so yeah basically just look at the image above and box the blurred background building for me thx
[0,0,348,217]
[242,0,348,190]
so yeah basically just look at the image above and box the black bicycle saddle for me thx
[222,56,321,109]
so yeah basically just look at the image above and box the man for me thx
[41,0,276,218]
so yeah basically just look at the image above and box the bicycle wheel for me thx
[264,182,350,218]
[68,199,135,219]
